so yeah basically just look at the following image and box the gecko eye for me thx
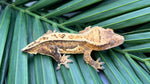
[109,40,115,45]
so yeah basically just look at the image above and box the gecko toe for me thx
[100,62,105,65]
[67,59,73,63]
[96,58,100,62]
[96,69,100,72]
[56,64,61,70]
[64,64,69,69]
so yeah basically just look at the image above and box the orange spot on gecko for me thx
[58,34,65,38]
[68,35,74,39]
[51,34,58,38]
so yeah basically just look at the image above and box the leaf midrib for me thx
[0,7,8,30]
[110,50,138,84]
[126,53,150,82]
[15,12,22,84]
[99,52,121,84]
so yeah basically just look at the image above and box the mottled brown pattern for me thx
[22,26,124,71]
[58,34,65,38]
[68,35,74,39]
[51,34,58,38]
[43,37,48,40]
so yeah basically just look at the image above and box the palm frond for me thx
[0,0,150,84]
[8,11,28,84]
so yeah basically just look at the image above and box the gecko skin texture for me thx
[22,26,124,71]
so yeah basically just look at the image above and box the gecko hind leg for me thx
[83,49,105,72]
[54,46,73,70]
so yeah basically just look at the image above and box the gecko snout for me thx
[112,34,124,46]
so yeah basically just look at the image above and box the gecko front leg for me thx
[83,49,105,72]
[37,45,72,70]
[54,46,73,70]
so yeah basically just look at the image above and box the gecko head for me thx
[83,26,124,50]
[100,28,124,50]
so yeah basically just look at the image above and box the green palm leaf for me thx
[0,6,11,66]
[26,0,60,11]
[62,0,139,26]
[32,17,57,84]
[43,0,102,18]
[8,11,28,84]
[0,0,150,84]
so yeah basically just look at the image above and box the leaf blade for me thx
[0,6,11,66]
[32,18,57,84]
[8,11,28,84]
[123,43,150,52]
[125,53,150,83]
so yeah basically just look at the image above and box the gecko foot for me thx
[90,58,105,72]
[56,54,73,70]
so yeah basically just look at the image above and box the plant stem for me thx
[144,58,150,61]
[129,54,144,62]
[145,61,150,71]
[114,48,145,62]
[113,48,125,53]
[122,28,150,35]
[0,1,76,33]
